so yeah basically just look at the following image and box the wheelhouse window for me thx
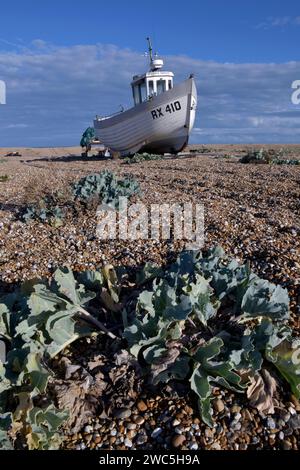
[133,85,140,105]
[132,81,147,105]
[132,74,173,105]
[139,82,147,102]
[148,80,154,97]
[157,79,166,95]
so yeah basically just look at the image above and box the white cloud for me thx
[249,117,265,127]
[256,16,300,29]
[31,39,48,49]
[4,123,29,129]
[0,41,299,146]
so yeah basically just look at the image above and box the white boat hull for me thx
[94,78,197,156]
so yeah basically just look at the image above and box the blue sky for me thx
[0,0,299,146]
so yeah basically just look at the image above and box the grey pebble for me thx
[174,426,184,435]
[215,424,223,433]
[189,442,199,450]
[126,423,137,430]
[205,429,213,438]
[288,407,296,416]
[136,433,148,445]
[288,414,300,430]
[277,419,286,428]
[233,412,242,422]
[113,408,132,419]
[83,425,93,434]
[151,427,163,439]
[278,411,290,423]
[284,427,293,436]
[160,415,170,424]
[211,442,222,450]
[239,443,248,450]
[110,429,117,437]
[278,431,284,440]
[266,417,276,429]
[124,438,133,448]
[231,422,242,431]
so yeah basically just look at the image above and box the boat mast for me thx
[145,37,164,71]
[146,37,153,65]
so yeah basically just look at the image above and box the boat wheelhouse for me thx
[131,45,174,105]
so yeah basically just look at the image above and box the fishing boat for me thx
[94,38,197,156]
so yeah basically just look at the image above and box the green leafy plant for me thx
[22,199,64,226]
[0,175,9,182]
[1,247,299,449]
[124,247,299,426]
[272,158,300,165]
[240,148,277,164]
[72,170,140,209]
[124,152,163,164]
[239,148,299,165]
[189,147,211,154]
[0,266,119,449]
[21,171,140,224]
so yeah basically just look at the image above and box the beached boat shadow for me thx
[23,154,113,164]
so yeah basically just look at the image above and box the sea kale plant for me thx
[1,246,299,449]
[21,170,140,223]
[240,148,300,165]
[124,152,163,164]
[124,247,300,426]
[0,266,118,449]
[72,170,140,209]
[22,196,64,227]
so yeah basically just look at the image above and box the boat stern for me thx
[187,77,197,134]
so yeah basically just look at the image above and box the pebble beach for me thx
[0,144,299,450]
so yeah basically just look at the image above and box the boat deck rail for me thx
[95,106,125,121]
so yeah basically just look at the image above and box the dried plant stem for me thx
[77,306,118,339]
